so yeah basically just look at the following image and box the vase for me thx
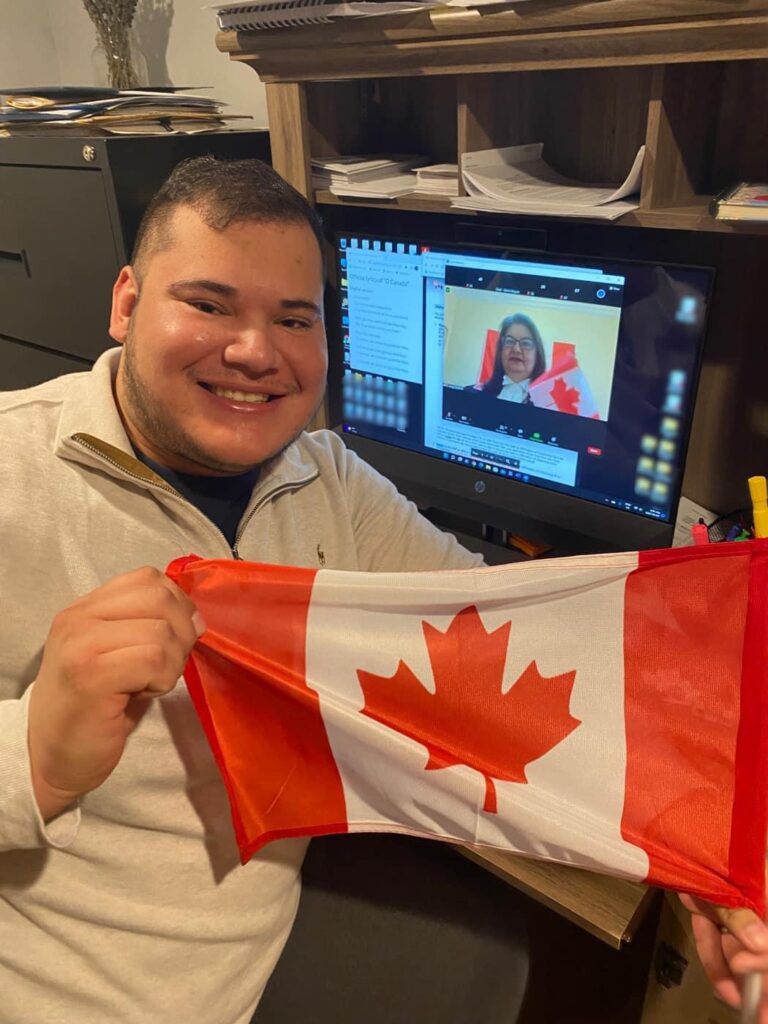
[91,26,148,90]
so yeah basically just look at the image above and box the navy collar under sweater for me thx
[133,449,259,549]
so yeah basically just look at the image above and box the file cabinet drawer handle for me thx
[0,249,31,276]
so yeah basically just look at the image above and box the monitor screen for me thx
[333,233,713,552]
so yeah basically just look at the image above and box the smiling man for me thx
[113,208,327,476]
[0,157,482,1024]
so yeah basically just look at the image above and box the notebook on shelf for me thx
[712,182,768,222]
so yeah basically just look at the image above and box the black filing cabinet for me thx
[0,130,270,389]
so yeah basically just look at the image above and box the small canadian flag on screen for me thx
[167,541,768,914]
[528,341,600,418]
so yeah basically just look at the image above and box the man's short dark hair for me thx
[131,155,325,276]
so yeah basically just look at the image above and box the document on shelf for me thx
[313,154,423,172]
[312,154,426,186]
[329,172,420,198]
[312,154,427,196]
[414,162,460,195]
[450,196,639,220]
[457,142,645,217]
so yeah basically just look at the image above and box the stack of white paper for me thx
[413,162,460,196]
[212,0,438,31]
[311,154,427,198]
[211,0,535,32]
[452,143,645,220]
[328,174,421,198]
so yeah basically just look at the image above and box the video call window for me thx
[441,263,624,424]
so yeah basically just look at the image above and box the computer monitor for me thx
[332,233,713,553]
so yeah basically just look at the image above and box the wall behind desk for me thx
[0,2,59,84]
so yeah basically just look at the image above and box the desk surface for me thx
[460,846,655,949]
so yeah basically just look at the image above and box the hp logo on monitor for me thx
[474,480,486,494]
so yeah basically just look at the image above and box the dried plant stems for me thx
[83,0,141,90]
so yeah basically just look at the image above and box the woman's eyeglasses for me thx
[501,336,536,352]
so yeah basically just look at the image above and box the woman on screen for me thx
[474,313,547,403]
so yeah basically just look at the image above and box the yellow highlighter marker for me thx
[748,475,768,538]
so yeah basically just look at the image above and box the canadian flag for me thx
[528,341,601,419]
[476,328,499,386]
[167,542,768,914]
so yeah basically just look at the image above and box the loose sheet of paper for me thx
[451,196,639,220]
[456,142,644,217]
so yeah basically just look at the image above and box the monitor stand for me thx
[420,507,619,564]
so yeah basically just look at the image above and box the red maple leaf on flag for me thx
[357,606,580,814]
[550,376,581,415]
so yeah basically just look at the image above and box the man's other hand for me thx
[681,878,768,1021]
